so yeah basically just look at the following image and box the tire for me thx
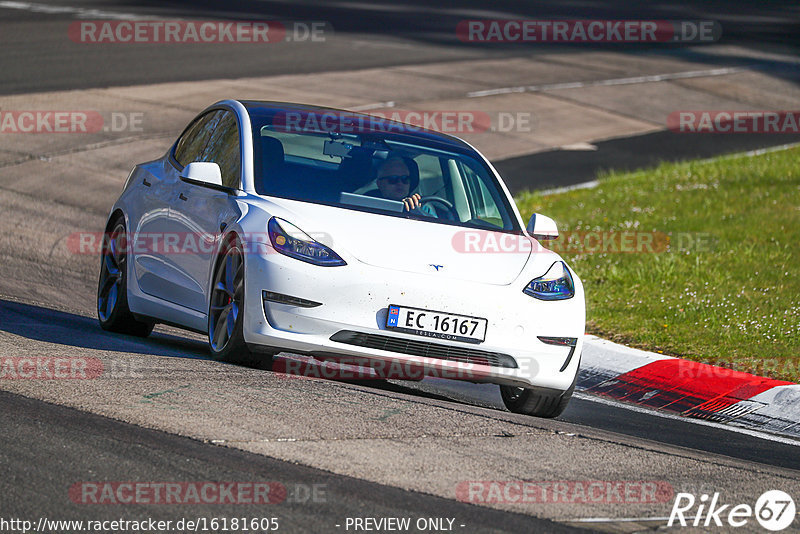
[97,218,155,337]
[500,373,577,418]
[208,236,267,367]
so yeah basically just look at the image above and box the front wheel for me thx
[500,374,576,418]
[208,237,267,367]
[97,218,154,337]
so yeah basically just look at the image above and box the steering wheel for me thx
[419,196,458,220]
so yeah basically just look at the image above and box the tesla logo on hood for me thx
[429,264,444,271]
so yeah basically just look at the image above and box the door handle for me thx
[179,193,188,201]
[142,178,151,187]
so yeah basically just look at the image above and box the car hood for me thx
[265,199,535,285]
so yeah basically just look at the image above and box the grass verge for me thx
[515,146,800,382]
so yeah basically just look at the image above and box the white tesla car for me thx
[98,100,585,417]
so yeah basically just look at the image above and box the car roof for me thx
[239,100,477,154]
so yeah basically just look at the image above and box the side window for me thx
[174,111,222,166]
[458,161,505,228]
[415,154,447,198]
[203,111,241,189]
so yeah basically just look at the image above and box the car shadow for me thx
[270,353,461,403]
[0,299,209,360]
[0,298,484,406]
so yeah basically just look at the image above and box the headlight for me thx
[523,261,574,300]
[268,217,346,267]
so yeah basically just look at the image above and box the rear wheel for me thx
[97,218,154,337]
[500,374,576,418]
[208,237,266,367]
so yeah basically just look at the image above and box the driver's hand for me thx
[402,193,422,211]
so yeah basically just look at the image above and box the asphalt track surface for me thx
[3,0,799,190]
[2,1,800,533]
[2,297,800,532]
[3,298,800,474]
[1,0,798,95]
[2,389,579,533]
[494,130,800,193]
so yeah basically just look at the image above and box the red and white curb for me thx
[579,335,800,438]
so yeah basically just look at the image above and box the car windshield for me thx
[247,106,519,232]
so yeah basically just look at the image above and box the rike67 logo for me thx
[669,490,795,531]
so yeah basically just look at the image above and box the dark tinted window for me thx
[174,111,222,166]
[203,111,241,189]
[248,114,518,232]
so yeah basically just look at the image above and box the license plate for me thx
[386,305,487,343]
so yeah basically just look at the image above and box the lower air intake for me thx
[330,330,517,369]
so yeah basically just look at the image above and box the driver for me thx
[374,156,436,216]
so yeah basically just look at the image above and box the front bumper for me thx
[242,246,585,391]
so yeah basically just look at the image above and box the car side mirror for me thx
[527,213,559,240]
[180,162,223,188]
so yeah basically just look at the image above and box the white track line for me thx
[536,141,800,196]
[350,101,396,111]
[0,0,147,19]
[467,66,750,98]
[726,141,800,159]
[567,516,670,523]
[575,392,800,447]
[534,180,600,196]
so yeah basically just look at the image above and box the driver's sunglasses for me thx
[379,175,410,185]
